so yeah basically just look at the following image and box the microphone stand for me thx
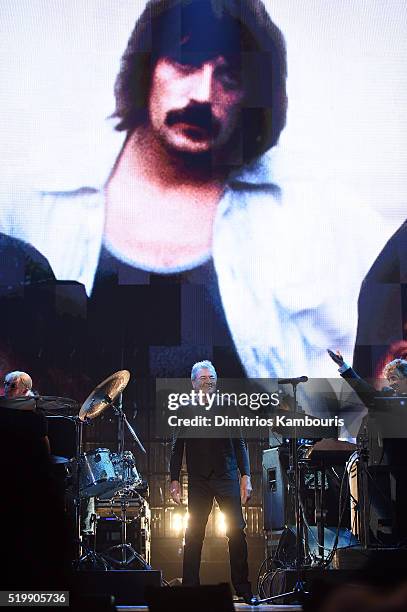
[258,377,309,605]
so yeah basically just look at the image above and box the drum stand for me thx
[99,494,151,570]
[73,415,84,561]
[76,394,147,570]
[96,395,148,568]
[77,539,111,570]
[72,417,111,571]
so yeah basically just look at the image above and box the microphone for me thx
[278,376,309,385]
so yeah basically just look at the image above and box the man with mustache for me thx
[1,0,386,382]
[66,0,289,383]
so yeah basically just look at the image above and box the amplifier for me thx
[262,447,289,530]
[263,445,348,531]
[349,457,407,546]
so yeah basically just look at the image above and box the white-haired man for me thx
[328,353,407,545]
[169,360,255,604]
[1,370,69,586]
[328,351,407,400]
[2,370,50,452]
[4,370,34,399]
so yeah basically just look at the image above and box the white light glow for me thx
[216,511,227,537]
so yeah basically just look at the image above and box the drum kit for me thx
[39,370,149,570]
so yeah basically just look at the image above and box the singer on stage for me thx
[169,360,255,604]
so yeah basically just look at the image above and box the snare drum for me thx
[78,448,120,498]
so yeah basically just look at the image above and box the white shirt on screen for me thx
[0,129,388,379]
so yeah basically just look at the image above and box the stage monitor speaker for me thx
[262,447,289,530]
[145,583,234,612]
[72,569,161,605]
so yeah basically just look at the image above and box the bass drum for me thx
[78,448,120,499]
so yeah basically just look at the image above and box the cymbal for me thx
[79,370,130,421]
[50,455,70,465]
[35,396,79,412]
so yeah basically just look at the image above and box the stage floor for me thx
[117,605,302,611]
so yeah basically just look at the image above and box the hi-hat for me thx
[79,370,130,421]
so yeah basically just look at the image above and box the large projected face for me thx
[148,56,244,155]
[0,0,406,386]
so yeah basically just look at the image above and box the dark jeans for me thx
[182,474,251,595]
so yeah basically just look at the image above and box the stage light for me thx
[172,513,183,535]
[216,511,227,536]
[171,511,189,535]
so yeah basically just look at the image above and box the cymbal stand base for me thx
[100,543,151,570]
[258,579,309,605]
[76,542,111,571]
[99,497,151,570]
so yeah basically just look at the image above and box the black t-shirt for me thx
[88,246,245,379]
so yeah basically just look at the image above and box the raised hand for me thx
[327,349,344,367]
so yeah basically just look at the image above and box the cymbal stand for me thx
[74,415,83,561]
[356,423,369,548]
[258,378,309,605]
[113,393,146,455]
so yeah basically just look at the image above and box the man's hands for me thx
[240,475,252,505]
[327,349,344,367]
[170,480,182,505]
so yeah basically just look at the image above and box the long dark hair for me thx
[113,0,287,164]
